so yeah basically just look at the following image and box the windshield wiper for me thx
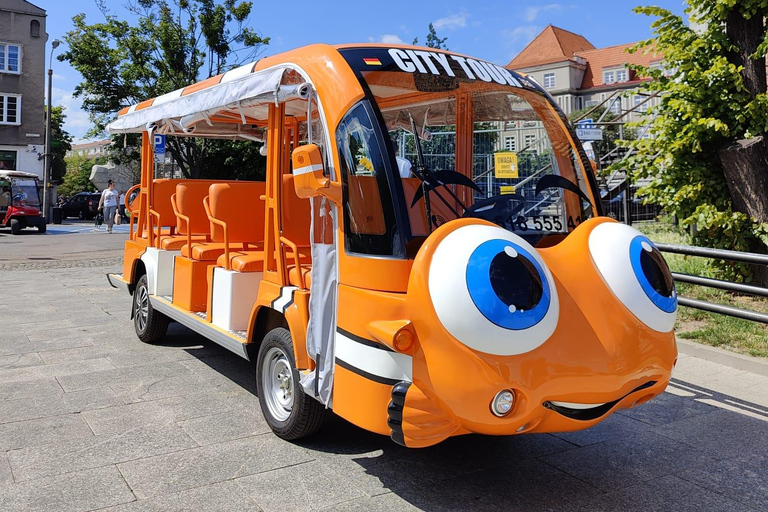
[407,114,477,231]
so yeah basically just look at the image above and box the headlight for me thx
[428,224,559,355]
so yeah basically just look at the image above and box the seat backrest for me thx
[175,180,223,235]
[208,181,266,243]
[281,174,312,247]
[151,179,184,228]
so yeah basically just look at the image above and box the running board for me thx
[149,296,250,361]
[106,273,130,293]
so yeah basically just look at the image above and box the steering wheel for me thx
[462,193,526,229]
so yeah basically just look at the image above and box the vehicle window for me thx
[11,179,40,208]
[336,101,402,256]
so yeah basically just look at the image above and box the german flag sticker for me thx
[363,57,382,66]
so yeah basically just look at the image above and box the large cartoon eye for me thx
[428,224,559,356]
[589,222,677,332]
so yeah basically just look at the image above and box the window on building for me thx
[0,94,21,125]
[584,99,598,108]
[609,97,622,114]
[0,150,17,170]
[616,69,628,82]
[524,134,536,150]
[543,72,555,89]
[30,20,40,38]
[634,95,648,113]
[603,70,615,84]
[504,136,516,152]
[0,43,21,73]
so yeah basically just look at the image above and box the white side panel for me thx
[211,268,262,332]
[141,248,179,297]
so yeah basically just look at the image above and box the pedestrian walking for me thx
[118,190,127,222]
[98,180,119,233]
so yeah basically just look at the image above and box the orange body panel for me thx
[332,363,394,436]
[172,256,212,312]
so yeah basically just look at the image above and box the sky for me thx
[30,0,689,142]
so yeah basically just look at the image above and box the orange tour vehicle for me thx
[106,44,678,447]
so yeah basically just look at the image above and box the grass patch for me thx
[636,219,768,358]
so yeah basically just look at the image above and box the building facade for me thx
[0,0,46,178]
[505,25,662,137]
[67,139,113,159]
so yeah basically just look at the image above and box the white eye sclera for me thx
[428,225,559,356]
[589,223,677,332]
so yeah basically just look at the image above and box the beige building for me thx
[506,25,662,121]
[67,139,112,159]
[0,0,46,177]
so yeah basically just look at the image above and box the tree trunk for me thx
[722,9,768,286]
[718,137,768,286]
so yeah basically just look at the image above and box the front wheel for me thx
[78,209,86,220]
[10,219,20,235]
[133,274,170,343]
[256,328,324,440]
[38,223,46,233]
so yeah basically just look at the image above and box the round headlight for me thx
[491,389,515,416]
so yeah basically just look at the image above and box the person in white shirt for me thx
[98,180,120,233]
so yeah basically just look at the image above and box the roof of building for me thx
[1,0,45,16]
[578,42,660,89]
[70,140,112,150]
[507,25,594,69]
[506,26,662,91]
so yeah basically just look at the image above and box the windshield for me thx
[339,48,597,255]
[0,178,40,209]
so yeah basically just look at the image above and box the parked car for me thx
[60,192,101,220]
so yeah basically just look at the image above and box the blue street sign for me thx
[153,134,166,154]
[577,118,594,129]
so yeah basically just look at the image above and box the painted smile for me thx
[543,381,657,421]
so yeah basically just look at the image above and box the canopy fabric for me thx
[107,65,291,134]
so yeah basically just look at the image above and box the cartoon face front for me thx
[397,217,677,447]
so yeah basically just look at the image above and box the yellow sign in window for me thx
[494,152,518,178]
[500,185,516,195]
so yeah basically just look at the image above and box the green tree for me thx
[412,23,448,49]
[59,154,101,197]
[59,0,269,179]
[46,105,73,183]
[624,2,768,284]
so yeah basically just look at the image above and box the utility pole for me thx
[43,39,61,223]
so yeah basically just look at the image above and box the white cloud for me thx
[504,25,542,45]
[51,86,93,139]
[524,4,562,23]
[380,34,405,44]
[433,13,468,30]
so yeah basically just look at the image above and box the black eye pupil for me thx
[640,248,674,297]
[489,251,543,311]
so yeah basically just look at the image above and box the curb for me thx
[676,337,768,378]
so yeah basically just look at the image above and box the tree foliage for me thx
[412,23,448,49]
[60,0,269,179]
[47,106,73,183]
[59,154,101,198]
[623,2,768,283]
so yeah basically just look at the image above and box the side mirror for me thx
[292,144,329,199]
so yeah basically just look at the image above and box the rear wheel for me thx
[10,219,20,235]
[256,327,324,440]
[78,209,85,220]
[133,274,170,343]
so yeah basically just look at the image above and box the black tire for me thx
[78,209,86,220]
[38,223,46,233]
[256,327,324,440]
[10,219,20,235]
[133,274,170,343]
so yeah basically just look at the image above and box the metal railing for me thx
[655,243,768,324]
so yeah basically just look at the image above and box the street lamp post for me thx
[43,39,61,223]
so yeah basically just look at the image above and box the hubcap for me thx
[135,284,148,332]
[261,346,294,422]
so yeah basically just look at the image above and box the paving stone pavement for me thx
[2,259,768,511]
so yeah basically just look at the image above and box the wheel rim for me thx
[261,346,294,422]
[135,284,149,333]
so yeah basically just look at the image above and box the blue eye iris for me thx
[466,239,551,330]
[629,236,677,313]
